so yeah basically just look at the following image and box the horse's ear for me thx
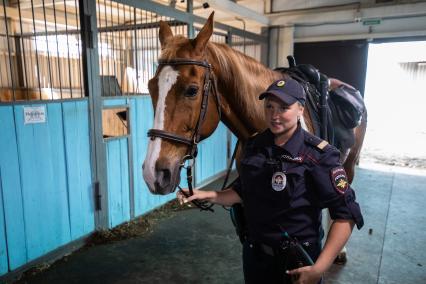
[159,20,174,47]
[193,12,214,54]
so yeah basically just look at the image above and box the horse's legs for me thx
[343,110,368,183]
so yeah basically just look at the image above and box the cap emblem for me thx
[276,80,286,87]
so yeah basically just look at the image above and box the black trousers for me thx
[242,240,322,284]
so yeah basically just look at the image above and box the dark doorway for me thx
[294,40,368,95]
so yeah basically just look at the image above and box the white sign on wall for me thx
[24,106,47,124]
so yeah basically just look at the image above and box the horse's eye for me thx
[185,85,199,97]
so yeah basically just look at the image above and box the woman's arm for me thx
[287,219,354,284]
[177,188,242,207]
[315,219,354,272]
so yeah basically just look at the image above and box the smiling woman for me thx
[177,76,364,284]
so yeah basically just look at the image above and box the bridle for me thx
[147,58,221,211]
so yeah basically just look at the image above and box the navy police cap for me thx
[259,78,306,105]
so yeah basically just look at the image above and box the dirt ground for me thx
[16,199,193,283]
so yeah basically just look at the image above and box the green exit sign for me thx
[363,19,381,26]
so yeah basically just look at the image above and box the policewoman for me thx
[177,78,363,284]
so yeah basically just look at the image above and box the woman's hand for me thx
[176,189,217,205]
[286,265,323,284]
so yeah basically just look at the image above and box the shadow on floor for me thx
[14,165,426,283]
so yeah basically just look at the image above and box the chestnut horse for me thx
[142,13,366,261]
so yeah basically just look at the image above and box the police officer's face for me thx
[264,96,304,137]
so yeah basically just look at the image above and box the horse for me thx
[142,12,367,262]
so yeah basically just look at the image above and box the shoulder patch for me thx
[317,140,329,150]
[330,166,349,194]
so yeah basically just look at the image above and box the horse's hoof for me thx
[334,252,347,265]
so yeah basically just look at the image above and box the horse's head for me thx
[143,13,221,195]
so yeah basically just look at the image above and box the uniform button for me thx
[249,244,253,248]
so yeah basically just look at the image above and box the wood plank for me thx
[62,101,94,239]
[45,103,72,247]
[107,140,120,228]
[0,106,27,270]
[119,139,130,222]
[130,98,144,217]
[0,168,10,275]
[106,138,130,228]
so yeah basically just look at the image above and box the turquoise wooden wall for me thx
[0,101,94,273]
[0,96,230,275]
[196,122,228,185]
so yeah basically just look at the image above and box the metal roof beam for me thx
[203,0,270,26]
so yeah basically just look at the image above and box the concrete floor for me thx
[13,164,426,284]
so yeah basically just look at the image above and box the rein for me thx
[147,58,221,211]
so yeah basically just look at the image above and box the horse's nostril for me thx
[156,168,171,187]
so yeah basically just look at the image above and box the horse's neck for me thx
[207,44,281,140]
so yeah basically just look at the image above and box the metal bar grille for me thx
[95,0,187,96]
[231,34,262,61]
[0,0,85,102]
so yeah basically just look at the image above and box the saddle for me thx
[274,57,365,152]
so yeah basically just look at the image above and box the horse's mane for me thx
[206,42,284,124]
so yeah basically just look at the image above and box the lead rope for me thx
[177,139,240,212]
[178,155,214,212]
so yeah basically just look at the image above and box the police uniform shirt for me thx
[233,126,364,247]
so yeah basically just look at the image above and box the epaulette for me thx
[247,130,272,149]
[249,132,259,139]
[304,132,331,152]
[244,132,258,144]
[242,132,258,150]
[316,140,329,150]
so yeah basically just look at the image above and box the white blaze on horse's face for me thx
[143,66,179,194]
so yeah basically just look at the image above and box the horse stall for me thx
[0,0,93,277]
[0,0,268,279]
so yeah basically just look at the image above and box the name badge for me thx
[271,172,287,192]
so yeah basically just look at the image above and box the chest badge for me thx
[271,172,287,192]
